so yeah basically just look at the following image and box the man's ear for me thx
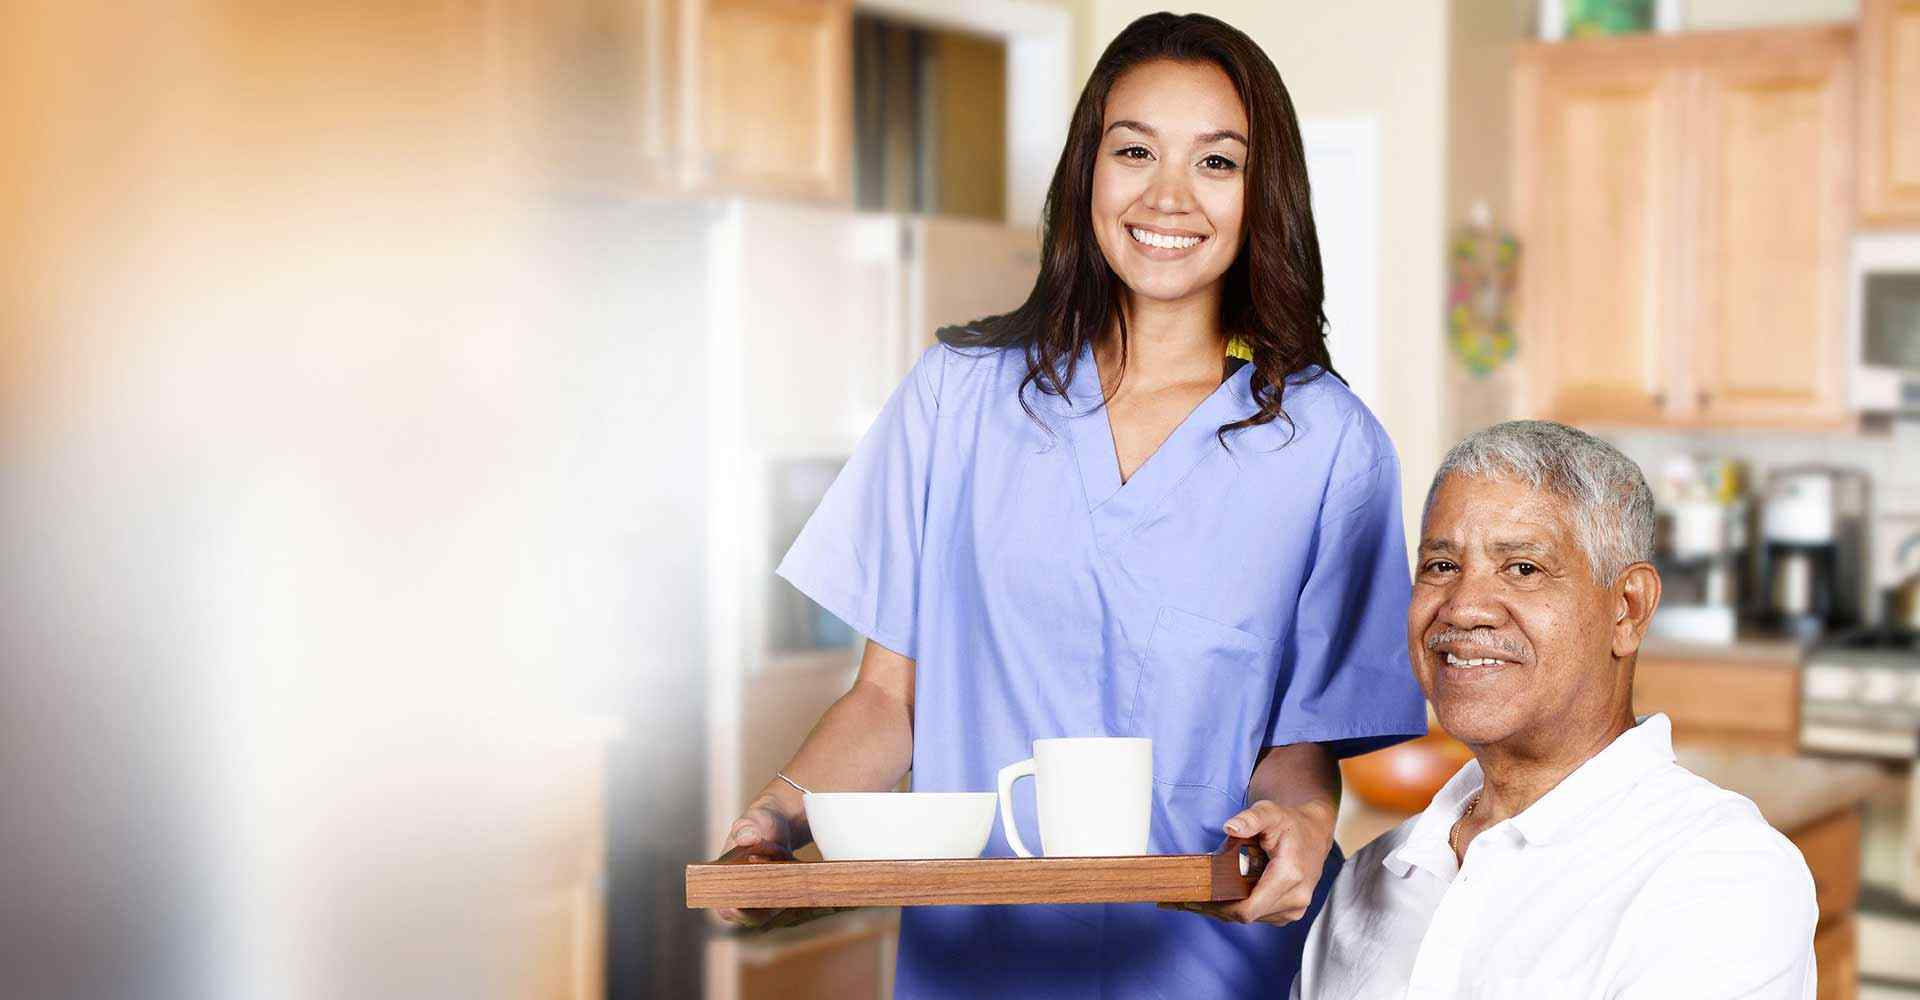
[1611,562,1662,659]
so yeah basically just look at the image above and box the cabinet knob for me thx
[1651,391,1667,409]
[1697,390,1712,409]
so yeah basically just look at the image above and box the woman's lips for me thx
[1127,225,1207,259]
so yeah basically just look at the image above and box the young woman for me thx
[719,12,1426,996]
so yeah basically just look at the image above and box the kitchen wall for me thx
[1077,0,1452,552]
[1686,0,1859,29]
[1445,0,1532,445]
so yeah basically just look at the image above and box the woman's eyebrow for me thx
[1196,129,1248,146]
[1104,120,1248,147]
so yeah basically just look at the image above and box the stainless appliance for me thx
[1850,233,1920,414]
[1752,467,1871,639]
[1800,628,1920,759]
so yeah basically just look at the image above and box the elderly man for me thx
[1294,421,1817,999]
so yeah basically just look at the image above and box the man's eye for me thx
[1510,562,1539,577]
[1423,560,1458,574]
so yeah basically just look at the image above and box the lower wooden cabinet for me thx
[1814,915,1859,1000]
[1632,651,1801,752]
[707,913,896,1000]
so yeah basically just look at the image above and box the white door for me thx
[1301,117,1384,411]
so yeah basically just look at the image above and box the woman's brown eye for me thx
[1203,155,1237,171]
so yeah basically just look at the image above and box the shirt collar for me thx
[1383,756,1484,878]
[1380,714,1677,877]
[1507,713,1676,846]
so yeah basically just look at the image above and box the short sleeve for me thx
[774,346,944,659]
[1265,425,1428,758]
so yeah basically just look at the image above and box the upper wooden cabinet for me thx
[1860,0,1920,224]
[1513,27,1854,429]
[1689,34,1855,425]
[491,0,854,200]
[1514,56,1687,425]
[684,0,852,202]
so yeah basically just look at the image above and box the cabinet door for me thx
[1861,0,1920,224]
[1690,30,1853,427]
[691,0,852,202]
[481,0,683,195]
[1516,58,1688,424]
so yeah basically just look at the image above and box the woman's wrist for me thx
[746,783,810,847]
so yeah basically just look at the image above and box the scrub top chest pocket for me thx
[1132,606,1280,798]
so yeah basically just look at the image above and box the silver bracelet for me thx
[774,771,813,796]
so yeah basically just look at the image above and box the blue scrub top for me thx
[778,341,1427,998]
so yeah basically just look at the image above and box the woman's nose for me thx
[1142,167,1194,215]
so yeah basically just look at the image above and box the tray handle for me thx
[1212,836,1270,900]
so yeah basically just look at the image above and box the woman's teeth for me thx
[1445,654,1507,667]
[1129,227,1203,250]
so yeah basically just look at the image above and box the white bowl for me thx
[803,792,998,861]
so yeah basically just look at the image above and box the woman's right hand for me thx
[723,796,794,861]
[716,795,838,929]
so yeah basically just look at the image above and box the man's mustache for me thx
[1424,628,1530,658]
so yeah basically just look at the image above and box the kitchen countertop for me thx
[1334,748,1891,855]
[1640,632,1806,665]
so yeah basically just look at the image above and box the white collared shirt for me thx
[1295,715,1818,1000]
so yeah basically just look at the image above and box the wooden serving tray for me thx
[686,839,1265,909]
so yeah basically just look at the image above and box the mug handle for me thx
[996,757,1038,858]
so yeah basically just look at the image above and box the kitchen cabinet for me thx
[1814,914,1859,1000]
[1632,641,1802,753]
[1513,27,1854,429]
[685,0,852,202]
[1793,808,1864,1000]
[706,913,896,1000]
[1860,0,1920,224]
[486,0,852,200]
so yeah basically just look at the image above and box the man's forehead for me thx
[1419,535,1561,555]
[1420,476,1576,550]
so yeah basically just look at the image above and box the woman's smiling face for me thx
[1091,59,1249,307]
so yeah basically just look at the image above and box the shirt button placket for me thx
[1406,874,1485,995]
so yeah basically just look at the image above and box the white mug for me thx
[995,737,1152,857]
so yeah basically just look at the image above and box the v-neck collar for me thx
[1061,342,1251,544]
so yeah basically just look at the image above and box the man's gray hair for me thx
[1425,420,1656,584]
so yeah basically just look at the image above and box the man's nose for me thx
[1437,570,1507,630]
[1142,166,1195,215]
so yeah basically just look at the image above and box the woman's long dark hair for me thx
[940,12,1336,441]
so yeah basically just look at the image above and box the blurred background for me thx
[5,1,1920,998]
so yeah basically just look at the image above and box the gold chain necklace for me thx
[1448,790,1483,856]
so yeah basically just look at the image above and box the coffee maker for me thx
[1751,467,1870,639]
[1650,456,1746,643]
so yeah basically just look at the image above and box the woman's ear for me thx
[1611,563,1663,659]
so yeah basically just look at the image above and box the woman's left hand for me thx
[1166,798,1336,925]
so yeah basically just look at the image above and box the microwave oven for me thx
[1852,233,1920,413]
